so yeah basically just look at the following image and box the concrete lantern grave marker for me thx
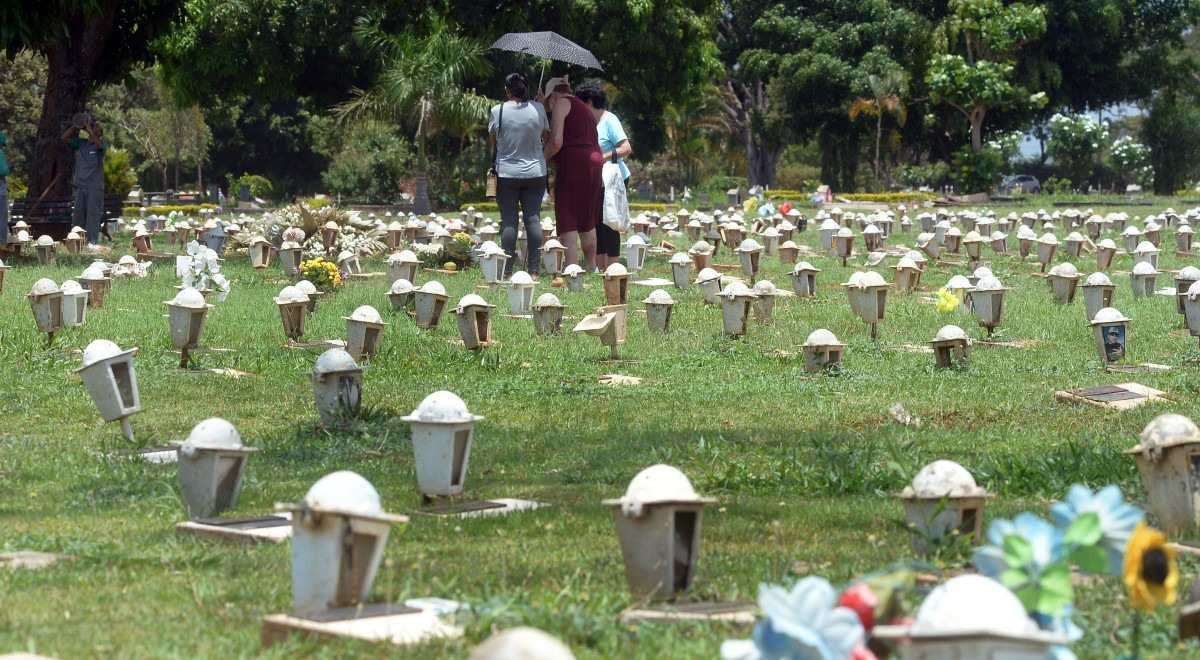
[34,235,56,264]
[603,465,716,602]
[1127,413,1200,534]
[687,240,713,270]
[1177,225,1194,254]
[312,348,362,425]
[540,238,567,275]
[1035,233,1058,272]
[1130,261,1158,298]
[320,221,340,252]
[834,227,855,266]
[1096,238,1118,271]
[786,261,817,299]
[389,250,421,285]
[1185,281,1200,345]
[261,471,458,649]
[177,417,257,519]
[344,305,386,360]
[203,220,227,253]
[249,236,274,269]
[603,263,630,305]
[475,242,507,282]
[63,230,84,254]
[60,280,90,328]
[1123,225,1143,253]
[1064,231,1086,259]
[79,264,111,309]
[296,279,322,313]
[722,223,744,251]
[643,289,675,333]
[863,224,883,252]
[563,264,586,292]
[624,235,649,273]
[1090,307,1131,364]
[1174,266,1200,315]
[1085,214,1104,240]
[1134,241,1160,269]
[968,276,1009,337]
[385,221,405,250]
[667,252,692,290]
[802,329,844,372]
[1145,221,1163,247]
[819,218,839,254]
[751,280,778,325]
[278,241,303,279]
[573,304,627,359]
[337,250,363,277]
[962,230,984,266]
[402,390,485,503]
[165,287,213,368]
[531,293,565,336]
[842,271,889,339]
[695,267,723,305]
[27,278,63,346]
[685,218,702,242]
[388,279,415,312]
[759,226,780,255]
[944,226,965,255]
[413,281,449,329]
[506,271,536,316]
[453,294,494,349]
[893,256,922,294]
[76,339,141,441]
[930,325,970,368]
[874,575,1066,658]
[777,240,799,265]
[898,460,989,554]
[275,285,310,341]
[1016,225,1036,259]
[1047,262,1081,304]
[734,238,763,281]
[1081,272,1116,323]
[719,280,757,337]
[916,232,941,261]
[989,230,1009,254]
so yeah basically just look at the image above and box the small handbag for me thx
[486,104,503,198]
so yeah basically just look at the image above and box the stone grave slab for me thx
[412,498,545,518]
[1106,363,1172,374]
[176,513,293,544]
[0,551,64,570]
[1054,383,1168,410]
[620,601,757,624]
[261,604,461,648]
[630,278,674,287]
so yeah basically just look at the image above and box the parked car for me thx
[998,174,1041,195]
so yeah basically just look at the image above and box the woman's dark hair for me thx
[575,79,607,109]
[504,73,529,101]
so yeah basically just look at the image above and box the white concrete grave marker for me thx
[76,339,141,441]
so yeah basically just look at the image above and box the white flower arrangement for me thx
[183,240,231,302]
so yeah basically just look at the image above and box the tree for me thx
[335,17,491,214]
[5,1,180,199]
[1143,92,1200,195]
[926,0,1047,152]
[322,120,412,204]
[849,70,908,187]
[0,50,47,179]
[663,88,733,187]
[1046,112,1107,188]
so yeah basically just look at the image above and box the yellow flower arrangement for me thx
[934,288,960,314]
[1122,521,1177,612]
[300,258,343,290]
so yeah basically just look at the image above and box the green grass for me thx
[2,207,1200,658]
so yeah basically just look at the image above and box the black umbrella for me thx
[490,32,603,71]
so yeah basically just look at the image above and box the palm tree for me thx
[663,88,734,187]
[848,71,908,188]
[335,17,491,214]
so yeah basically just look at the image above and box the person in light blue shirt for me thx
[575,80,631,270]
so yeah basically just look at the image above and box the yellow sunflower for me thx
[934,288,960,314]
[1122,521,1177,612]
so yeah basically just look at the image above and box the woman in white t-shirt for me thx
[489,73,550,276]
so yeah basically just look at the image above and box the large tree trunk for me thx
[745,125,781,188]
[723,78,782,188]
[28,2,120,200]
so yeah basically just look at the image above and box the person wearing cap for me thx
[576,79,632,271]
[489,72,549,277]
[62,114,107,246]
[0,130,8,247]
[541,76,603,271]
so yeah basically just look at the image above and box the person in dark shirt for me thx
[62,115,107,245]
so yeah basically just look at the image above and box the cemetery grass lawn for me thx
[3,204,1200,658]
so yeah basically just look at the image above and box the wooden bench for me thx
[8,195,124,241]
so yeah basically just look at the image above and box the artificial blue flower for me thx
[973,512,1066,579]
[1050,484,1143,575]
[721,577,865,660]
[1033,605,1083,660]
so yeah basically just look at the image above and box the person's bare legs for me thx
[596,253,611,270]
[561,230,580,267]
[580,229,597,272]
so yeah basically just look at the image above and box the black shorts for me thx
[596,189,621,257]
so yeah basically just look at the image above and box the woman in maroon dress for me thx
[542,77,604,270]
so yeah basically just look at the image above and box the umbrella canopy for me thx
[490,32,603,70]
